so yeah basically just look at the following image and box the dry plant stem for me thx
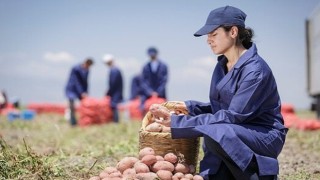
[88,159,98,172]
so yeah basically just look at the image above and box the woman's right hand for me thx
[172,101,188,114]
[149,104,170,119]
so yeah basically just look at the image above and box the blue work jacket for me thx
[171,44,287,179]
[106,66,123,108]
[140,60,168,99]
[130,74,142,100]
[65,64,89,100]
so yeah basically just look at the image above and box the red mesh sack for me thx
[27,103,66,114]
[144,96,166,112]
[78,97,113,127]
[127,98,143,120]
[281,103,295,114]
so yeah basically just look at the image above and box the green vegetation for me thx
[0,114,141,179]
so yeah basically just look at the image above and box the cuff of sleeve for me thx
[185,100,194,115]
[171,114,202,139]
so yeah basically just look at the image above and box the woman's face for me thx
[207,27,235,55]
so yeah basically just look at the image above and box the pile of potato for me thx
[89,147,203,180]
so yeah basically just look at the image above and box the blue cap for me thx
[147,47,158,56]
[194,6,246,37]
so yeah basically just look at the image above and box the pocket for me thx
[219,88,236,106]
[261,131,277,145]
[261,130,285,157]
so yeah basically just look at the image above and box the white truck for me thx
[306,3,320,118]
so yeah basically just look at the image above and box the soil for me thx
[278,129,320,180]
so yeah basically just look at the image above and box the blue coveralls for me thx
[65,64,89,125]
[171,44,287,179]
[130,74,142,100]
[106,66,123,123]
[140,60,168,109]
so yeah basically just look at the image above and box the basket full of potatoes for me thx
[139,101,200,170]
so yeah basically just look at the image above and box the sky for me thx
[0,0,320,110]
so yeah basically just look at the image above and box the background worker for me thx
[140,47,168,111]
[65,58,94,126]
[130,74,142,100]
[103,54,123,123]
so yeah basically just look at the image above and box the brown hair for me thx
[84,58,94,65]
[222,26,254,49]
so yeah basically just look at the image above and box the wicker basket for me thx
[139,101,200,166]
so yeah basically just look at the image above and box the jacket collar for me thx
[217,43,257,69]
[214,43,257,93]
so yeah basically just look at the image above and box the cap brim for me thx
[194,24,220,37]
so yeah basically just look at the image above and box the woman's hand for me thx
[149,104,171,127]
[155,116,171,127]
[149,102,187,127]
[149,104,170,119]
[172,101,187,114]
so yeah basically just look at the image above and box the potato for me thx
[99,171,109,178]
[174,163,190,174]
[129,157,139,164]
[136,172,158,180]
[174,172,184,179]
[151,161,175,172]
[161,126,171,132]
[134,162,150,173]
[156,170,173,180]
[104,166,118,174]
[116,157,137,173]
[102,178,121,180]
[139,147,155,159]
[145,122,162,132]
[164,153,178,164]
[185,173,194,179]
[89,176,100,180]
[172,176,180,180]
[141,154,157,166]
[193,175,204,180]
[123,168,136,176]
[109,171,122,178]
[181,178,190,180]
[156,155,164,161]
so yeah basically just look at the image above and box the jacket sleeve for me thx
[107,69,120,96]
[185,100,212,115]
[140,66,154,97]
[171,71,269,130]
[130,76,141,99]
[74,68,87,95]
[156,64,168,94]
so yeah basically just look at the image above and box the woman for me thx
[154,6,287,180]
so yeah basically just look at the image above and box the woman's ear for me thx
[230,26,239,38]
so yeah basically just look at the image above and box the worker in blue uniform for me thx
[65,58,94,126]
[154,6,287,180]
[130,74,142,100]
[103,54,123,123]
[140,47,168,111]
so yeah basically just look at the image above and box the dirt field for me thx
[278,128,320,180]
[0,111,320,179]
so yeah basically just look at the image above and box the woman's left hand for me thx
[155,116,171,127]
